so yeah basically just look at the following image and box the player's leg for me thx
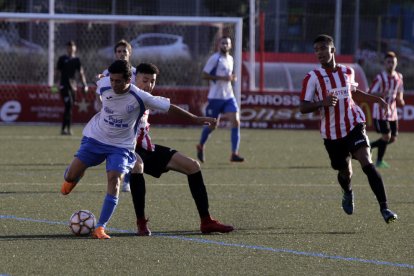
[61,157,88,195]
[223,98,244,162]
[370,120,391,168]
[93,149,136,239]
[197,100,221,162]
[59,88,70,134]
[324,138,354,215]
[163,148,234,233]
[66,89,75,135]
[128,153,150,236]
[352,124,397,223]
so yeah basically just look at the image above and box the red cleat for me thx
[200,216,234,234]
[91,226,111,239]
[61,181,77,195]
[136,218,151,236]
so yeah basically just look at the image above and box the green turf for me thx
[1,125,413,275]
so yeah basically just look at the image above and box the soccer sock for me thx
[370,139,381,148]
[200,126,212,145]
[231,127,240,153]
[362,164,388,210]
[337,172,352,193]
[377,139,388,162]
[129,173,146,219]
[188,171,210,218]
[96,193,119,228]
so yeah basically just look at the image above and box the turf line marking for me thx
[1,215,413,269]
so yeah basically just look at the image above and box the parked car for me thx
[98,33,191,61]
[0,30,45,55]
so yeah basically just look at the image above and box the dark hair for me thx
[385,51,397,59]
[108,60,132,81]
[136,63,160,75]
[313,34,334,46]
[221,36,232,41]
[66,40,76,46]
[114,39,132,54]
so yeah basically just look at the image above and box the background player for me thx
[300,34,398,223]
[55,40,88,135]
[368,51,405,168]
[128,63,234,236]
[196,36,244,163]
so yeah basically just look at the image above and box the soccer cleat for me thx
[61,181,77,195]
[381,208,398,224]
[341,190,354,215]
[196,144,205,163]
[200,216,234,234]
[376,160,390,168]
[136,218,151,236]
[230,153,244,162]
[91,226,111,239]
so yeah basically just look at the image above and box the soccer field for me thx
[1,125,413,275]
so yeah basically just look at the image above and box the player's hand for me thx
[96,74,105,81]
[397,98,405,107]
[324,94,338,107]
[82,85,89,94]
[197,116,217,126]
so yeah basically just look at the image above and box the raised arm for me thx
[353,89,388,109]
[300,95,339,114]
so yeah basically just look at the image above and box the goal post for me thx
[0,12,243,104]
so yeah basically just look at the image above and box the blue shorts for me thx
[75,136,136,174]
[205,98,239,118]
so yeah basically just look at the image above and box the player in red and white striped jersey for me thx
[368,51,405,168]
[129,63,234,235]
[300,34,397,223]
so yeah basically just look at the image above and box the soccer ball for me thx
[69,210,96,236]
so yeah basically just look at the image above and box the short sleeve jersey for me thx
[135,110,154,151]
[57,55,82,91]
[84,77,170,151]
[102,66,137,84]
[203,52,234,100]
[301,64,366,140]
[368,70,404,121]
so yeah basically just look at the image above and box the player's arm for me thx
[353,89,388,109]
[79,66,88,93]
[396,91,405,106]
[202,71,234,82]
[299,96,338,114]
[168,104,216,126]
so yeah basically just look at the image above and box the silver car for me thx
[98,33,191,60]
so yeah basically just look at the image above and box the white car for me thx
[98,33,191,60]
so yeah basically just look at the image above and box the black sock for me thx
[362,164,388,210]
[188,171,210,218]
[377,140,388,162]
[370,139,381,149]
[337,172,352,193]
[130,173,146,219]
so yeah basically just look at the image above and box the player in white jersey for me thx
[300,34,397,224]
[368,51,405,168]
[60,60,216,239]
[126,63,234,235]
[196,36,244,163]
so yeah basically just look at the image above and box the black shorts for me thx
[373,119,398,137]
[323,123,369,170]
[136,144,177,178]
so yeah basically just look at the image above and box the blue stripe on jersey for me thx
[129,90,146,135]
[99,86,112,95]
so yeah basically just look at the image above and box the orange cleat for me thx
[200,216,234,234]
[91,226,111,239]
[61,181,77,195]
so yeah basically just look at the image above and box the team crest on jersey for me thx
[126,105,135,113]
[104,106,114,114]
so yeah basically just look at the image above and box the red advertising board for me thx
[1,85,414,132]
